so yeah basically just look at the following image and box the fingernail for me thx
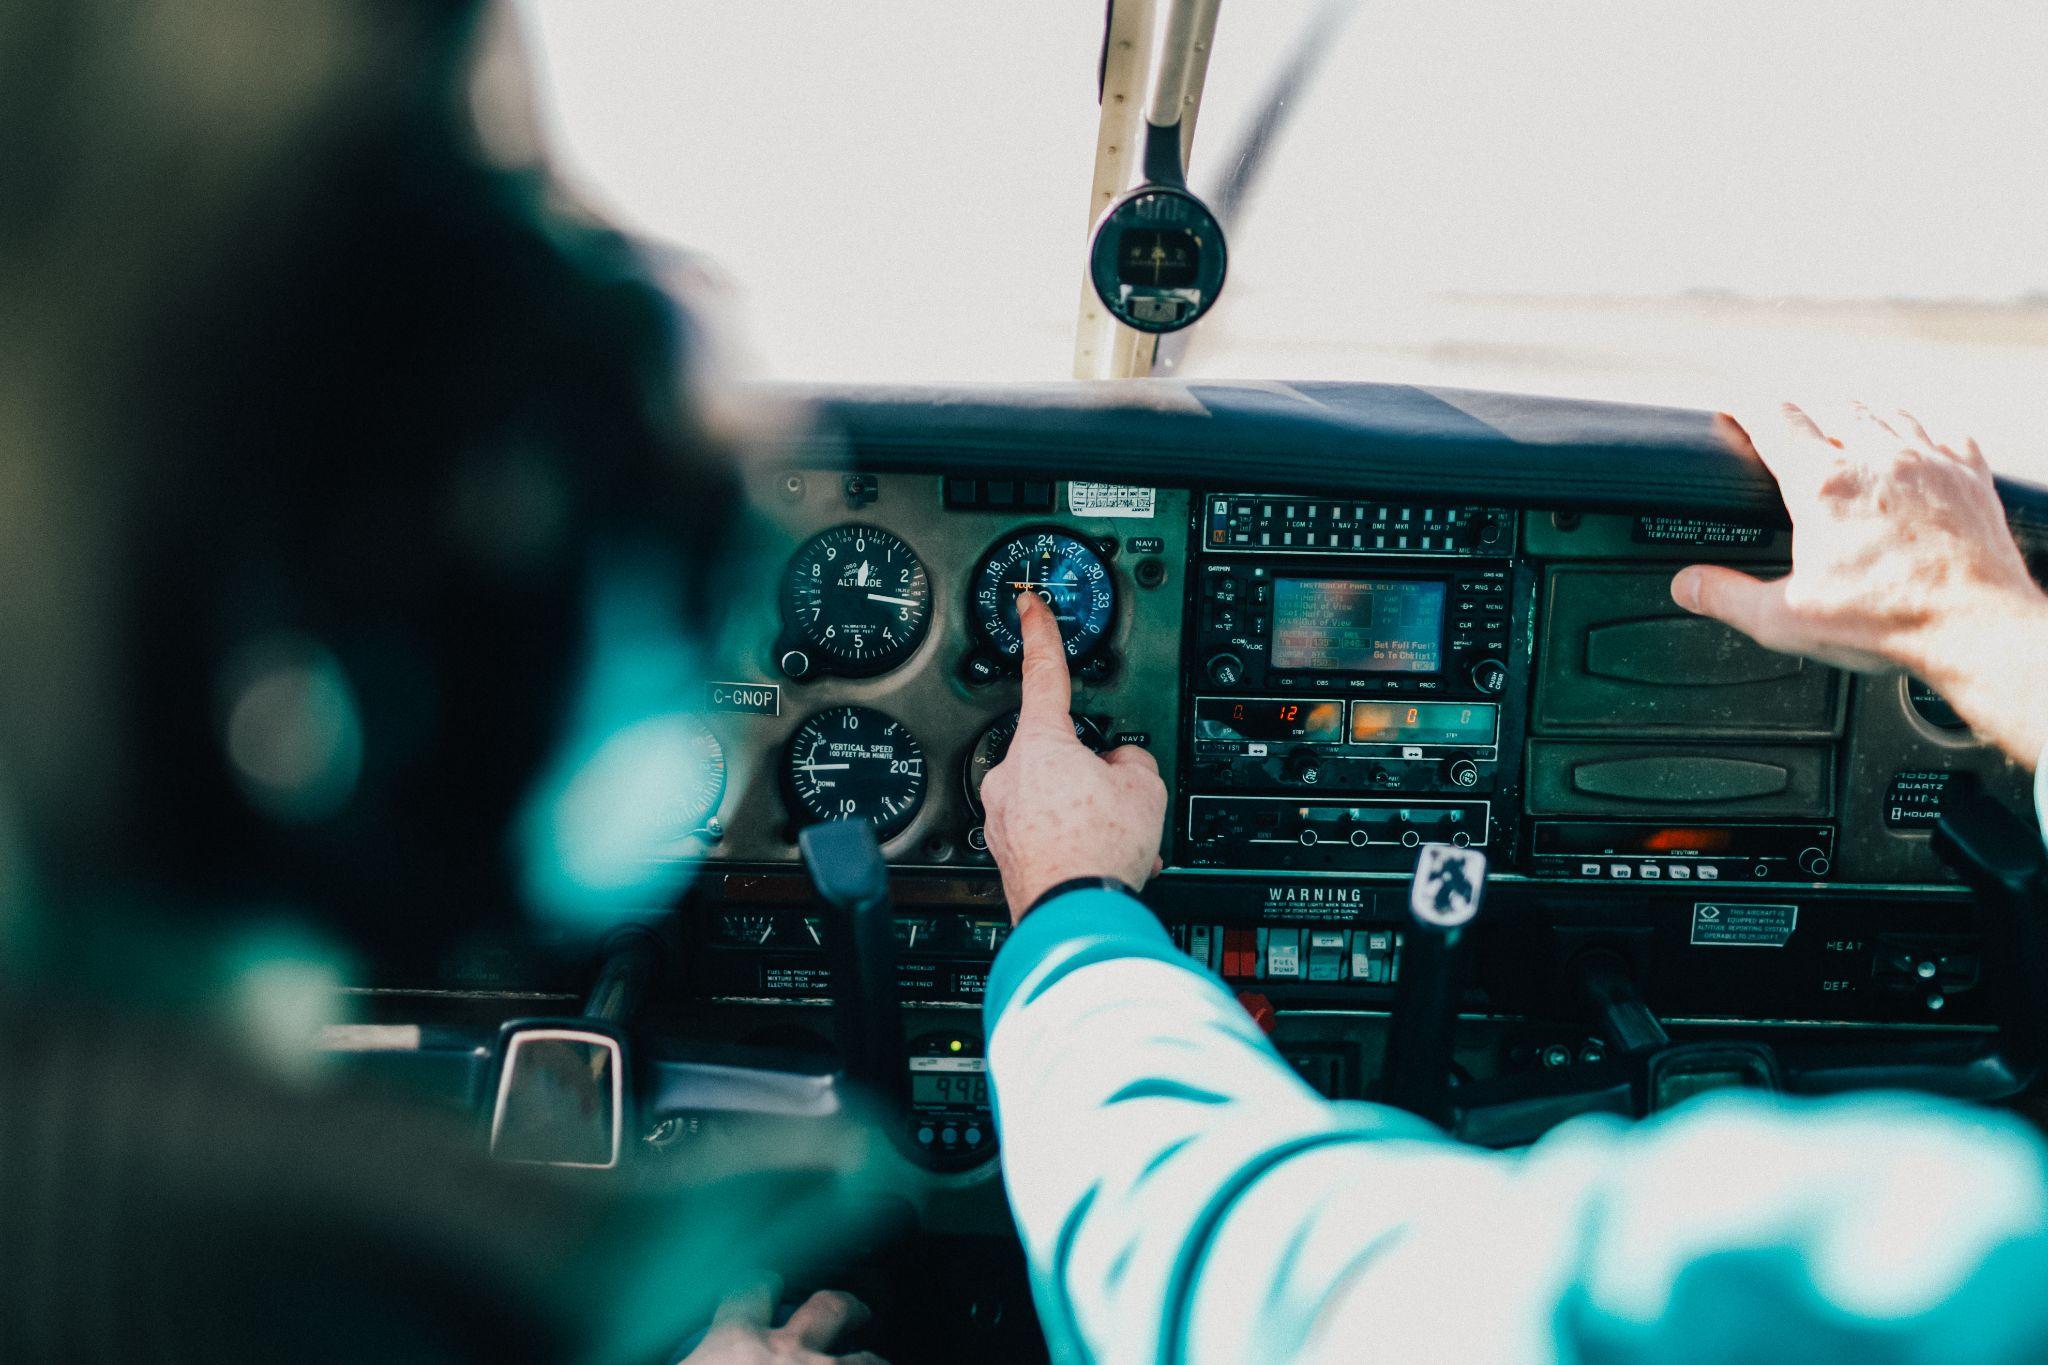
[1672,567,1700,611]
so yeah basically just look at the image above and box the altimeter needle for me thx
[865,593,920,607]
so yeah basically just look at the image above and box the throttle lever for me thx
[799,821,911,1120]
[1933,774,2048,1078]
[1573,950,1670,1058]
[1382,844,1488,1127]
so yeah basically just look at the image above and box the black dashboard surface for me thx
[761,379,2048,523]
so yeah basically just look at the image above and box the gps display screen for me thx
[1270,578,1445,673]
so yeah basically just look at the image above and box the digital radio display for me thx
[1349,701,1498,747]
[1194,697,1346,745]
[1271,578,1445,673]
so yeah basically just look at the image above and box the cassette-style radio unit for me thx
[1190,696,1499,795]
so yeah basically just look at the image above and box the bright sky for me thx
[515,2,2048,463]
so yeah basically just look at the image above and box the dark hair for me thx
[4,0,738,976]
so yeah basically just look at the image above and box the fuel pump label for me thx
[1691,902,1798,948]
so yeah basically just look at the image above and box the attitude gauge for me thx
[783,705,927,840]
[778,525,932,679]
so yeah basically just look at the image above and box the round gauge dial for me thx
[969,529,1117,661]
[666,716,728,841]
[784,706,927,839]
[780,525,932,676]
[963,711,1106,815]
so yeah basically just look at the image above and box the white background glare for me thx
[516,1,2048,473]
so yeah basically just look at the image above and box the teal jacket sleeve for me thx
[984,888,2048,1365]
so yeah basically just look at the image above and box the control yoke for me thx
[1934,774,2048,1079]
[1381,844,1488,1127]
[800,821,913,1121]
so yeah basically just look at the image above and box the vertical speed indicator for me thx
[969,529,1117,661]
[783,706,927,840]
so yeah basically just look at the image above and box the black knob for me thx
[1797,846,1832,877]
[1470,657,1508,695]
[1445,758,1480,789]
[1207,652,1245,686]
[779,648,812,680]
[1285,748,1324,785]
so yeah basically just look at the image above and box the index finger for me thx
[1014,591,1074,736]
[1721,400,1844,512]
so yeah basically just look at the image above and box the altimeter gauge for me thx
[779,525,931,678]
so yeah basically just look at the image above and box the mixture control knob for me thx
[1444,758,1481,789]
[1206,652,1245,686]
[1469,657,1508,695]
[1797,846,1832,877]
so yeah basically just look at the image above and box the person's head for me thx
[0,0,741,981]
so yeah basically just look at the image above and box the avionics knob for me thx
[1797,846,1832,878]
[1284,748,1324,785]
[1469,658,1508,695]
[1444,758,1480,789]
[1206,652,1245,686]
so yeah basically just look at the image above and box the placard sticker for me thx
[1632,515,1773,548]
[1068,483,1157,518]
[1691,902,1797,948]
[705,681,780,715]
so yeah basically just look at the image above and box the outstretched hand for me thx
[979,591,1166,922]
[680,1284,887,1365]
[1672,401,2048,765]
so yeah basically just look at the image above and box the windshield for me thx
[519,1,2048,469]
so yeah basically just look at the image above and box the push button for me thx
[1308,930,1347,981]
[1265,928,1302,978]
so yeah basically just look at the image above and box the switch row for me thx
[1173,923,1405,984]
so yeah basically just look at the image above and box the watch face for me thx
[970,529,1117,661]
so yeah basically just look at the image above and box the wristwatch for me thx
[1022,876,1142,919]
